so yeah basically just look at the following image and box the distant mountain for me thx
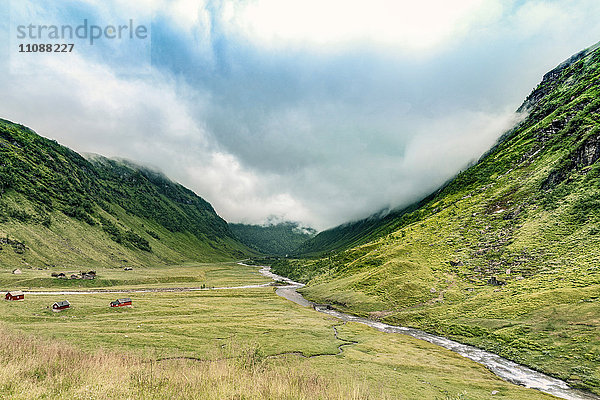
[0,119,250,268]
[230,221,316,256]
[274,42,600,393]
[294,197,433,257]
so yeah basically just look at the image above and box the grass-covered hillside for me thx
[295,200,429,257]
[273,42,600,393]
[0,119,250,269]
[230,221,316,256]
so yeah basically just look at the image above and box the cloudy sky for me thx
[1,0,600,230]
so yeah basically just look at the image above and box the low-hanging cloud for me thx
[1,0,600,230]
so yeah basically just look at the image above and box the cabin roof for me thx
[7,291,24,296]
[53,300,70,307]
[117,298,132,303]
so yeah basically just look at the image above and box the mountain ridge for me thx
[0,118,251,268]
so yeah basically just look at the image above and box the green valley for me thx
[2,37,600,400]
[0,119,556,399]
[230,221,316,256]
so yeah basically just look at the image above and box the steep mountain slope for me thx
[0,119,250,269]
[230,221,316,256]
[299,42,600,259]
[273,43,600,393]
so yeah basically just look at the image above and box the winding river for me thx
[257,265,600,400]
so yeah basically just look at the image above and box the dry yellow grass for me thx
[0,326,378,400]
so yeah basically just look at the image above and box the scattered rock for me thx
[430,288,437,293]
[12,269,22,275]
[488,276,505,286]
[506,269,511,275]
[503,207,521,220]
[124,267,133,271]
[515,276,524,281]
[449,260,464,267]
[492,390,499,395]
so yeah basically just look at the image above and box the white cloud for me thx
[226,0,505,51]
[4,54,209,148]
[3,0,600,232]
[0,51,324,226]
[185,153,314,225]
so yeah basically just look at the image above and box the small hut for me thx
[5,291,24,301]
[52,300,70,311]
[110,298,132,307]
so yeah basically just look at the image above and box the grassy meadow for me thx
[0,261,270,291]
[0,262,555,399]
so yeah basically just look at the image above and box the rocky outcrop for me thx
[449,260,464,267]
[534,119,566,143]
[543,132,600,189]
[487,276,505,286]
[0,237,26,254]
[518,41,600,113]
[572,132,600,167]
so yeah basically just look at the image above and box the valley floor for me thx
[0,262,556,399]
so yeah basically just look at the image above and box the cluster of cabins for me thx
[4,291,132,311]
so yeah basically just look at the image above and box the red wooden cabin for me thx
[52,300,70,311]
[110,298,132,307]
[5,291,24,301]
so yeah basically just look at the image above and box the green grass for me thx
[0,194,250,271]
[290,169,600,392]
[0,262,555,399]
[0,290,343,359]
[0,262,269,291]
